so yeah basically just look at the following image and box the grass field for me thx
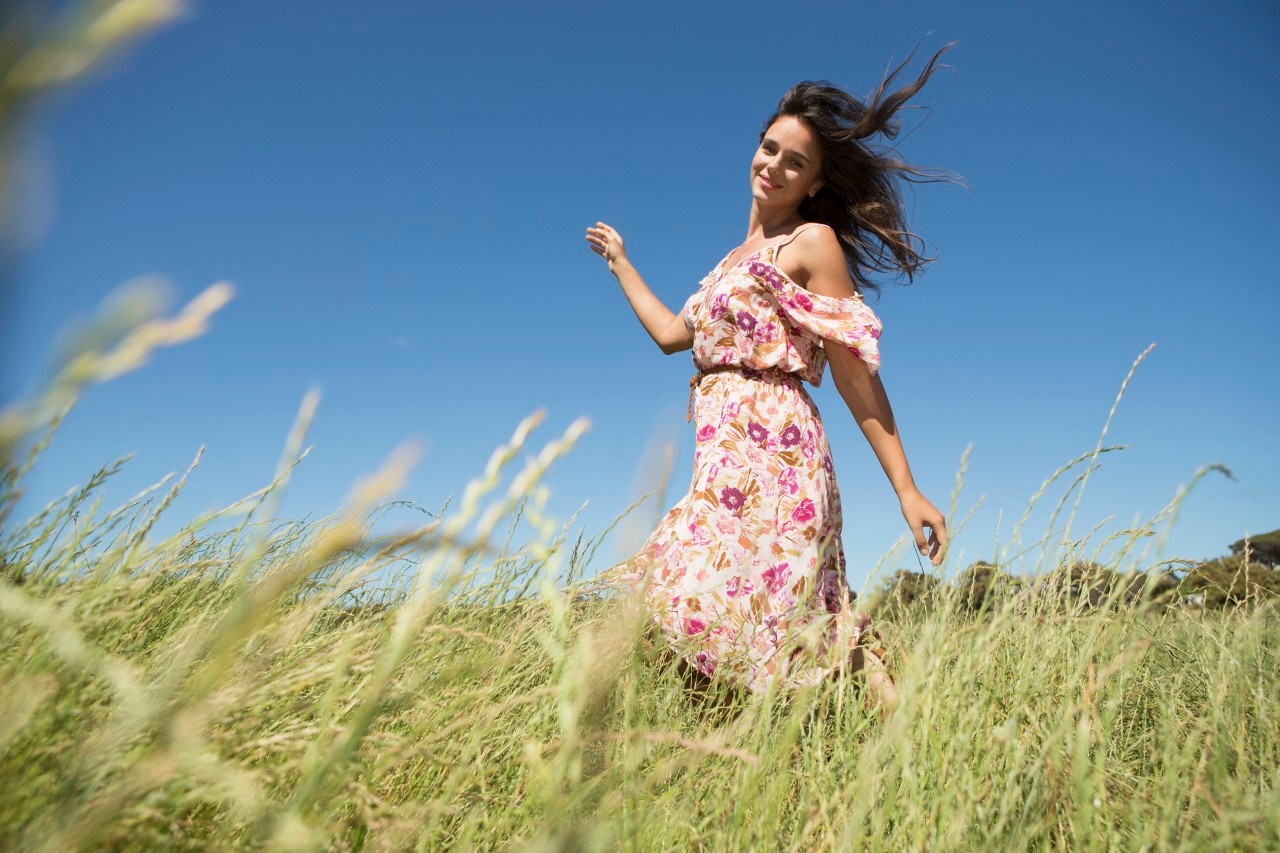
[1,480,1276,850]
[1,288,1276,850]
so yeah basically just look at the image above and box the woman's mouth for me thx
[759,175,780,190]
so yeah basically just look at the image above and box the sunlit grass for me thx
[0,281,1276,851]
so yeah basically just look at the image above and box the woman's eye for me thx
[789,160,802,167]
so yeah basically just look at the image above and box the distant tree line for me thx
[868,528,1280,618]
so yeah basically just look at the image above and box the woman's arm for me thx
[586,222,693,355]
[828,346,948,566]
[828,347,918,495]
[787,224,948,565]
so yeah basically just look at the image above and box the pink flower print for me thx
[778,467,799,495]
[846,344,864,361]
[779,424,801,448]
[688,519,711,546]
[671,595,681,606]
[697,424,716,442]
[792,498,816,523]
[726,575,752,598]
[823,451,834,473]
[711,507,742,538]
[736,311,757,334]
[747,421,768,444]
[819,569,847,613]
[761,562,790,594]
[695,652,716,675]
[871,326,881,339]
[720,486,746,511]
[709,294,729,320]
[755,321,777,343]
[749,261,782,290]
[793,291,813,311]
[685,617,707,636]
[759,476,778,501]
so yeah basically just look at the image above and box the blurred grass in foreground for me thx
[0,279,1276,852]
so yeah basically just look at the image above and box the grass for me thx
[1,493,1277,850]
[0,287,1276,851]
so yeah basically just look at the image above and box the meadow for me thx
[0,283,1277,852]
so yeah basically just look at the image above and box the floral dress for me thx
[598,221,890,695]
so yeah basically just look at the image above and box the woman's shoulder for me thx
[790,220,837,247]
[780,222,842,266]
[776,222,857,295]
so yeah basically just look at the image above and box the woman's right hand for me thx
[586,221,628,273]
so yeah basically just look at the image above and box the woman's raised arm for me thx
[587,222,694,355]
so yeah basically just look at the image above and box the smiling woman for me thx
[583,38,964,715]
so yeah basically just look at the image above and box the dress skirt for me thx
[598,364,886,695]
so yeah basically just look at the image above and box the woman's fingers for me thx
[586,222,624,266]
[908,503,947,565]
[585,225,608,258]
[925,516,948,565]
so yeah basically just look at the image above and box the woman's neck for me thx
[744,206,807,243]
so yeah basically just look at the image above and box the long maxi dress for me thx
[601,221,891,695]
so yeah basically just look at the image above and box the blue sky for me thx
[5,0,1278,595]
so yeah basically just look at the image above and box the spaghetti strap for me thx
[773,222,830,266]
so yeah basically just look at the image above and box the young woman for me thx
[584,43,958,712]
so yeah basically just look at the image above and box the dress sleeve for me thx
[751,260,883,376]
[681,275,713,333]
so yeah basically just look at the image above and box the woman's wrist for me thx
[609,255,632,277]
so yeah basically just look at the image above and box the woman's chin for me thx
[751,190,787,206]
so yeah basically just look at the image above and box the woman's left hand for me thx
[899,487,948,566]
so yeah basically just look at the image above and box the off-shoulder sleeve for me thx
[747,259,882,376]
[681,274,714,333]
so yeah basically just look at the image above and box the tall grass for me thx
[0,282,1276,852]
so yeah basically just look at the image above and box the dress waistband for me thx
[686,364,800,422]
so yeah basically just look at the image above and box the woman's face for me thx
[751,115,824,209]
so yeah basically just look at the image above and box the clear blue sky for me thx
[5,0,1278,595]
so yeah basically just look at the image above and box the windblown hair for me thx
[762,39,966,299]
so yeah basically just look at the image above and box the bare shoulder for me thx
[782,223,860,299]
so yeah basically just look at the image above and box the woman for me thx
[584,44,957,712]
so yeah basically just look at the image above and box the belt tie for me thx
[687,364,795,422]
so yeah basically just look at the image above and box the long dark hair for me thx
[762,39,966,299]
